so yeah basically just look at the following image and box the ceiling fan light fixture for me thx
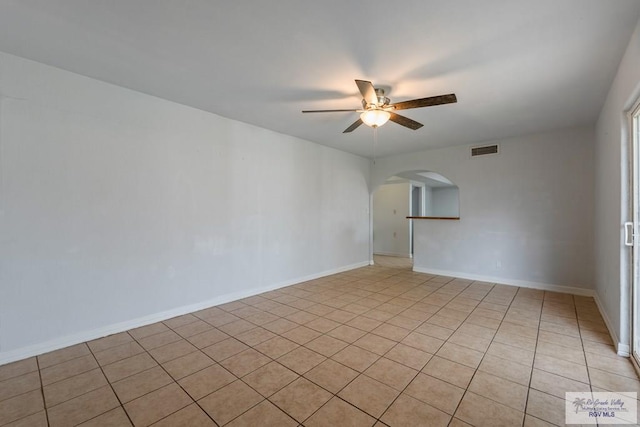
[360,109,390,128]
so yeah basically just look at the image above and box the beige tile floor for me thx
[1,256,639,426]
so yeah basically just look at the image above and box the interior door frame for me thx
[630,99,640,368]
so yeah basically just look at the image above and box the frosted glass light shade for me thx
[360,109,390,128]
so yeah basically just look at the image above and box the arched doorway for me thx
[372,170,459,265]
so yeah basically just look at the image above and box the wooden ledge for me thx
[406,216,460,220]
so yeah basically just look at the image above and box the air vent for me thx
[471,144,499,157]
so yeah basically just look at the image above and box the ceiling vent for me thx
[471,144,499,157]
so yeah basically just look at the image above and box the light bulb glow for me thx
[360,109,390,128]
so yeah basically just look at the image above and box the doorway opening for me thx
[372,170,459,262]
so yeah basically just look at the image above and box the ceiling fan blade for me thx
[302,109,359,113]
[355,80,378,105]
[392,94,457,111]
[343,118,364,133]
[389,112,423,130]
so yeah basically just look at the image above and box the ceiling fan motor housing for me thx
[375,88,390,107]
[362,92,390,110]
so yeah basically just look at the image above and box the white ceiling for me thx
[1,1,639,158]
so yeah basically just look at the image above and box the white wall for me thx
[373,127,595,290]
[424,187,433,216]
[594,19,640,353]
[373,182,410,257]
[431,187,460,217]
[0,52,370,363]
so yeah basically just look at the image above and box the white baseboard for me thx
[412,266,595,297]
[617,344,631,357]
[0,260,369,366]
[593,292,629,357]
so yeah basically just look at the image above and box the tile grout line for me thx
[34,355,51,427]
[525,295,606,426]
[442,283,521,426]
[574,295,594,390]
[370,277,494,426]
[520,290,546,427]
[141,322,225,427]
[88,327,219,426]
[574,294,599,427]
[259,267,422,424]
[167,308,344,426]
[250,268,451,424]
[35,341,136,426]
[84,334,137,427]
[269,267,440,425]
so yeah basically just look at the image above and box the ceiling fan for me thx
[302,79,457,133]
